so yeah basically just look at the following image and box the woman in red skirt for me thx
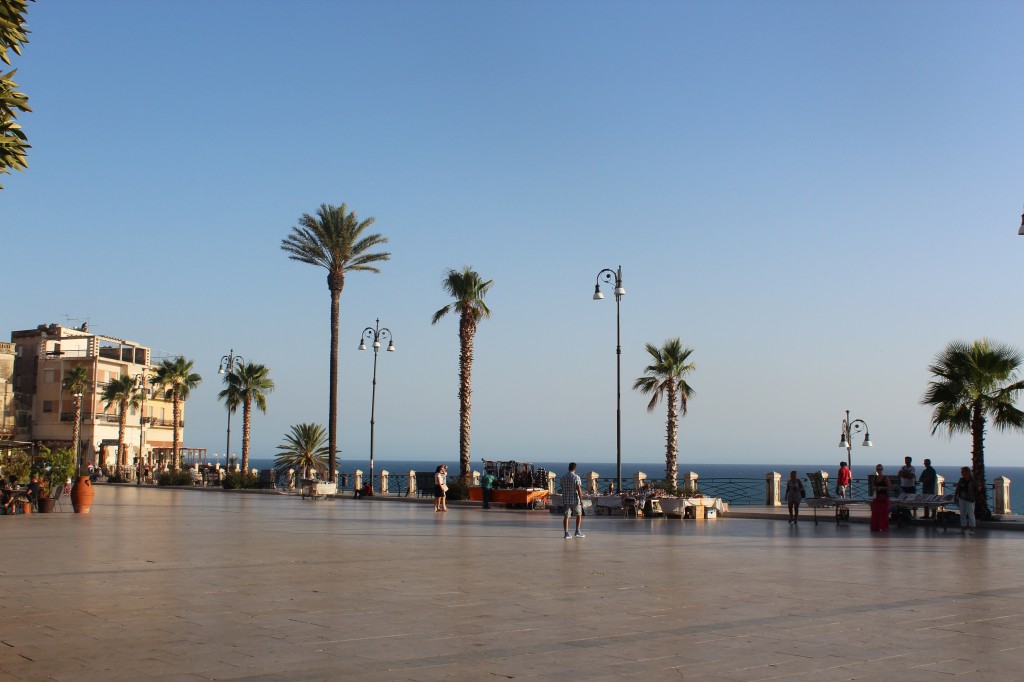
[870,464,890,532]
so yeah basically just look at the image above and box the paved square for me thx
[1,486,1022,681]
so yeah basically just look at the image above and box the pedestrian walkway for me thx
[1,486,1022,681]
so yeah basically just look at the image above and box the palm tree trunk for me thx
[327,279,342,482]
[172,391,181,469]
[971,402,991,520]
[458,314,476,483]
[72,396,83,472]
[242,395,252,474]
[118,401,128,475]
[665,383,678,490]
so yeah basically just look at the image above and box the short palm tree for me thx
[218,361,274,474]
[101,374,142,475]
[633,338,696,491]
[281,202,390,481]
[274,422,330,480]
[151,357,202,469]
[432,267,493,483]
[63,365,90,473]
[921,338,1024,519]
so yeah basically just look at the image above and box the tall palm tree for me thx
[218,361,274,474]
[151,357,202,469]
[63,365,90,473]
[432,267,493,483]
[921,338,1024,520]
[632,338,696,492]
[100,374,142,475]
[274,423,329,480]
[281,202,390,482]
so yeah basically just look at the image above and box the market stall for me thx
[469,459,550,507]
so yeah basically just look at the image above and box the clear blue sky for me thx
[4,0,1024,472]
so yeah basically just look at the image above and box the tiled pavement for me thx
[1,486,1022,681]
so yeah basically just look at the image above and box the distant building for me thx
[9,323,188,471]
[0,342,15,441]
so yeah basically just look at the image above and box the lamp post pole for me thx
[135,371,147,485]
[838,409,872,473]
[359,319,395,491]
[217,350,244,471]
[593,266,625,493]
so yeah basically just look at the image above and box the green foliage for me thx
[274,423,329,478]
[37,446,75,492]
[222,471,259,490]
[0,446,31,482]
[157,470,194,486]
[445,478,469,501]
[0,0,32,189]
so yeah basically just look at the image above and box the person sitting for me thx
[25,474,41,510]
[1,475,17,515]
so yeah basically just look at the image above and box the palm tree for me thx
[218,361,274,474]
[100,374,142,475]
[63,365,90,473]
[632,338,696,492]
[921,338,1024,520]
[151,357,202,469]
[432,267,493,483]
[274,423,330,480]
[281,202,390,481]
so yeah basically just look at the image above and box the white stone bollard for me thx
[587,472,600,495]
[993,476,1011,514]
[935,474,945,496]
[408,469,416,497]
[547,472,557,494]
[683,472,699,496]
[381,470,390,495]
[634,471,647,491]
[354,469,363,491]
[766,472,782,506]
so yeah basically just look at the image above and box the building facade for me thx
[9,323,181,471]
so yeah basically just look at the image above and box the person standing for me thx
[954,466,981,535]
[434,464,449,512]
[870,464,890,532]
[898,457,917,496]
[784,471,805,523]
[560,462,585,539]
[481,470,496,509]
[919,458,938,519]
[836,461,852,498]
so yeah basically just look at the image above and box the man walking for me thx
[561,462,585,539]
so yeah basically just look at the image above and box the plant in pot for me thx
[36,446,76,513]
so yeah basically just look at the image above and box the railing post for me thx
[766,472,782,507]
[547,472,557,494]
[380,470,389,495]
[634,471,646,491]
[407,469,415,497]
[587,472,599,495]
[471,470,480,486]
[993,476,1011,514]
[354,469,363,491]
[683,471,699,496]
[936,474,945,496]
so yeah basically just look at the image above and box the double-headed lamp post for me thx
[134,372,148,485]
[217,350,244,471]
[838,410,872,471]
[359,320,395,491]
[593,266,625,493]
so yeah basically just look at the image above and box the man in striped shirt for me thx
[561,462,585,539]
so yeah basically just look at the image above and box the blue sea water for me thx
[249,458,1024,512]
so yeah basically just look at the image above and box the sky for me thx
[4,0,1024,472]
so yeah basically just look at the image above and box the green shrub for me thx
[157,470,194,486]
[222,472,259,490]
[445,478,469,501]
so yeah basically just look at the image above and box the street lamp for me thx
[134,372,148,485]
[217,349,244,473]
[838,409,872,471]
[73,389,83,473]
[1017,205,1024,236]
[359,319,395,491]
[593,266,625,493]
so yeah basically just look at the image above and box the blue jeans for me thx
[958,498,976,529]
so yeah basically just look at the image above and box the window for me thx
[43,400,54,413]
[44,369,55,383]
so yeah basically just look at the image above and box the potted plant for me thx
[36,446,75,513]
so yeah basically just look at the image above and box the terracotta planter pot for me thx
[71,476,94,514]
[20,502,32,515]
[37,498,56,513]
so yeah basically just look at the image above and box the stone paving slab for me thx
[0,486,1022,680]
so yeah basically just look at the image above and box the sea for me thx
[249,458,1024,512]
